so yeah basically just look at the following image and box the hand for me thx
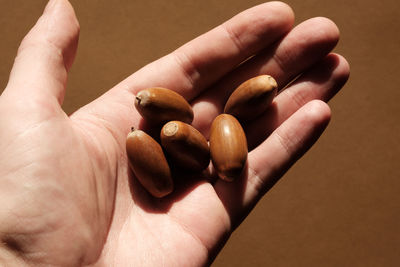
[0,0,349,266]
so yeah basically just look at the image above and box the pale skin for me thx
[0,0,349,266]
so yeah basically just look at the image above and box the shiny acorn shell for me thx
[160,121,210,171]
[224,75,278,121]
[126,129,173,198]
[209,114,248,181]
[135,87,193,124]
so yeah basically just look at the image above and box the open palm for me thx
[0,0,349,266]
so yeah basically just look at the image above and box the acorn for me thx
[209,114,248,181]
[135,87,193,124]
[224,75,278,121]
[160,121,210,171]
[126,128,173,198]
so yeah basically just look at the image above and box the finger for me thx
[214,100,331,226]
[2,0,80,106]
[191,17,340,136]
[246,53,350,149]
[115,1,294,100]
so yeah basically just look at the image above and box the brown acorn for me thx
[209,114,248,181]
[135,87,193,124]
[126,129,173,198]
[224,75,278,121]
[160,121,210,171]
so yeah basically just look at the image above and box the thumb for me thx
[3,0,79,106]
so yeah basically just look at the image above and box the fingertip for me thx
[303,99,331,129]
[302,53,350,96]
[307,17,340,46]
[251,1,295,33]
[7,0,80,105]
[266,1,295,26]
[330,53,350,82]
[239,99,333,209]
[313,53,350,101]
[225,1,296,49]
[20,0,80,70]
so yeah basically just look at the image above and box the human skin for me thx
[0,0,349,266]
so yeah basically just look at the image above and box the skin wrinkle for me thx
[0,147,39,178]
[38,41,68,105]
[2,199,83,265]
[0,0,350,265]
[15,41,67,86]
[190,18,340,137]
[1,95,64,139]
[169,185,231,255]
[1,238,31,267]
[78,155,110,263]
[246,163,272,200]
[166,211,209,265]
[117,2,295,104]
[282,83,315,110]
[43,0,80,71]
[72,113,122,155]
[171,51,199,96]
[4,184,63,231]
[97,205,129,267]
[274,123,299,158]
[70,120,117,205]
[133,212,166,266]
[274,18,339,83]
[0,118,63,181]
[2,116,109,264]
[271,49,287,77]
[222,22,245,58]
[93,164,135,266]
[71,94,136,140]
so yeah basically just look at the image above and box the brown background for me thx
[0,0,399,266]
